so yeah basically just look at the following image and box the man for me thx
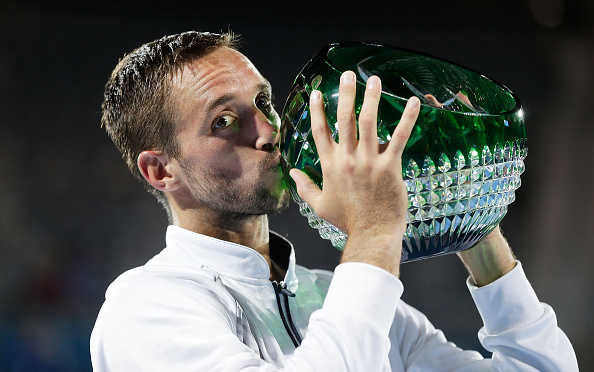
[91,31,577,370]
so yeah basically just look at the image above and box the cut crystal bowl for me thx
[280,42,527,262]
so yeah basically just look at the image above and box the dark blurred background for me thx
[0,0,592,370]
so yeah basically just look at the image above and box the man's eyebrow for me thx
[206,81,273,113]
[206,94,235,114]
[258,81,272,93]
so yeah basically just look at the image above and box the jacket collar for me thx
[163,225,298,291]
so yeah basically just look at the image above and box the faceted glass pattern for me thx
[280,43,527,262]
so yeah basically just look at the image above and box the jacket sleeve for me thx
[90,263,403,371]
[389,261,578,371]
[470,261,578,371]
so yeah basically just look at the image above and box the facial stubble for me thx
[179,153,290,221]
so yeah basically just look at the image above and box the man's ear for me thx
[137,151,181,192]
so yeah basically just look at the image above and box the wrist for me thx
[457,226,516,287]
[341,228,404,278]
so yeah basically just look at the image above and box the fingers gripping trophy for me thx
[280,43,527,263]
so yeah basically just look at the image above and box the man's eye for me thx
[213,114,237,130]
[256,94,273,112]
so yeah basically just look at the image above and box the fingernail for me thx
[367,76,379,90]
[341,71,355,83]
[408,96,420,108]
[311,90,321,101]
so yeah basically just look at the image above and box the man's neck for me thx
[175,211,272,263]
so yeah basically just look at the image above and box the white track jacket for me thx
[90,226,577,371]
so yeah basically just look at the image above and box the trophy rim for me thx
[301,41,523,118]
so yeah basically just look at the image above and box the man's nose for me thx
[254,111,280,152]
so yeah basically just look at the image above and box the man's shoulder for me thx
[90,265,246,368]
[100,264,238,319]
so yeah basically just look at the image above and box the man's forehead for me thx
[176,48,260,84]
[171,47,268,100]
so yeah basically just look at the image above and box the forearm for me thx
[456,226,516,287]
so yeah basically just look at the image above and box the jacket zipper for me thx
[272,281,302,347]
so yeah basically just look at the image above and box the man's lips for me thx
[270,151,282,170]
[272,151,282,166]
[263,150,282,171]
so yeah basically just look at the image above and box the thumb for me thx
[289,168,322,209]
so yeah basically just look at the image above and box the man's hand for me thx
[457,225,517,286]
[289,71,420,277]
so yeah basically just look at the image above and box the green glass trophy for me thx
[280,42,527,263]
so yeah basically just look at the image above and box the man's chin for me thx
[262,170,290,204]
[260,188,291,215]
[272,192,291,214]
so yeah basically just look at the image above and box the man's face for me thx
[168,47,289,219]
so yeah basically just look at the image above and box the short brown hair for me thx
[101,31,239,218]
